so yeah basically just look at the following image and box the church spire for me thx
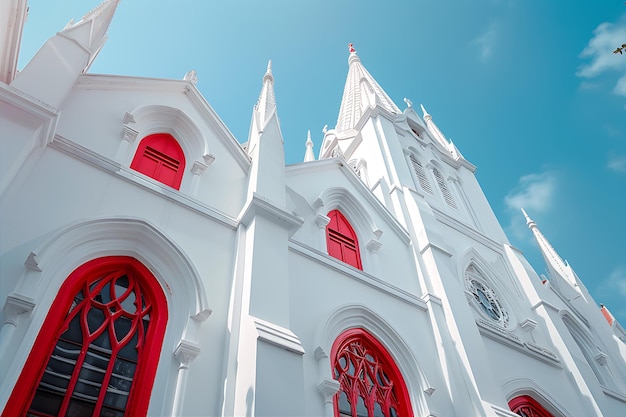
[255,60,277,129]
[11,0,120,108]
[335,44,400,132]
[246,60,285,204]
[522,209,577,287]
[303,130,315,162]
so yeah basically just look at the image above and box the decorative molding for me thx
[421,292,443,306]
[174,339,201,366]
[520,318,538,332]
[120,124,139,142]
[239,193,304,237]
[594,351,609,366]
[476,319,522,345]
[601,386,626,403]
[24,251,42,271]
[191,308,212,322]
[316,378,340,403]
[122,111,136,124]
[191,160,208,176]
[365,238,382,254]
[524,341,559,363]
[253,316,305,355]
[423,387,436,396]
[489,404,519,417]
[5,293,36,315]
[315,213,331,229]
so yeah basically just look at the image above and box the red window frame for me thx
[509,395,555,417]
[326,210,362,270]
[130,133,185,190]
[2,256,168,417]
[331,328,413,417]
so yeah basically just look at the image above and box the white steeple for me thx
[303,130,315,162]
[11,0,120,108]
[246,60,286,204]
[522,208,578,288]
[335,44,401,132]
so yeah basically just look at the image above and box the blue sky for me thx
[18,1,626,324]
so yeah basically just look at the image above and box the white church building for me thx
[1,1,626,416]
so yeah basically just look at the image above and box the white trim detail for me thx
[253,316,305,354]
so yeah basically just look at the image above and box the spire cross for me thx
[348,43,356,53]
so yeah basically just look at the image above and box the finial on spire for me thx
[304,130,316,162]
[349,43,356,53]
[263,59,274,83]
[521,208,536,228]
[404,98,413,108]
[420,104,431,121]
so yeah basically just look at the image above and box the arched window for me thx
[2,256,168,417]
[326,210,362,270]
[509,395,554,417]
[408,154,432,195]
[331,328,413,417]
[130,133,185,190]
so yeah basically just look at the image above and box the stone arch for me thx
[127,104,213,167]
[560,311,616,388]
[315,304,432,417]
[503,377,570,417]
[0,217,211,411]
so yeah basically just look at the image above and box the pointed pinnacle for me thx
[263,59,274,83]
[521,208,536,228]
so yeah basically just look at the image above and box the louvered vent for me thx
[433,167,457,208]
[409,154,432,194]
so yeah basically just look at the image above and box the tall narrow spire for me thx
[335,44,400,132]
[421,104,452,151]
[303,130,315,162]
[255,60,277,129]
[522,209,577,287]
[11,0,120,107]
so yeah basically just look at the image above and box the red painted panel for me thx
[326,210,362,270]
[130,133,185,190]
[2,257,168,417]
[509,395,555,417]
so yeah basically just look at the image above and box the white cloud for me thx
[608,154,626,173]
[614,73,626,96]
[504,172,556,214]
[503,171,557,241]
[577,15,626,78]
[473,23,499,61]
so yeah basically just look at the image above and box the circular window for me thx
[466,265,509,327]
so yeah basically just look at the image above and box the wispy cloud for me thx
[608,154,626,173]
[504,171,557,241]
[504,172,556,213]
[577,14,626,96]
[473,22,499,61]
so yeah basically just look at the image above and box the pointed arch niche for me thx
[561,312,619,390]
[314,305,432,417]
[313,187,383,272]
[0,218,211,416]
[2,256,167,417]
[503,379,569,417]
[119,105,215,193]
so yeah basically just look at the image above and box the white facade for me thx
[1,2,626,417]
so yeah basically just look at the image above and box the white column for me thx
[171,339,201,417]
[0,294,35,358]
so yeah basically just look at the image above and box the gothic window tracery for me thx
[326,210,363,270]
[331,328,413,417]
[508,395,554,417]
[131,133,186,190]
[466,264,509,327]
[2,257,167,417]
